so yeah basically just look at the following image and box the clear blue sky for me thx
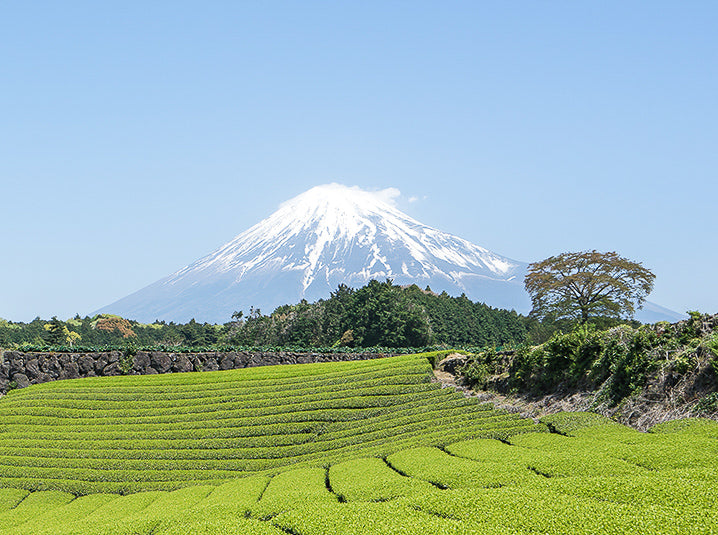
[2,1,716,322]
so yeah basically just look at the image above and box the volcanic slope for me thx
[97,184,529,323]
[0,353,540,495]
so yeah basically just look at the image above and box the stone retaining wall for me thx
[0,350,396,394]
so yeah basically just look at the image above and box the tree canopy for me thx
[0,281,529,350]
[524,250,655,324]
[223,280,527,348]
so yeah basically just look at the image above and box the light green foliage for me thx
[508,432,644,478]
[386,446,538,489]
[649,417,718,437]
[405,485,717,535]
[271,499,469,535]
[152,478,279,535]
[0,354,540,494]
[5,494,117,535]
[0,355,716,534]
[194,476,270,511]
[545,474,718,509]
[0,491,75,527]
[253,467,337,518]
[4,481,276,535]
[603,432,718,471]
[329,457,436,501]
[156,515,286,535]
[58,491,166,535]
[540,411,618,435]
[0,414,716,533]
[445,437,533,464]
[0,488,28,512]
[103,485,214,535]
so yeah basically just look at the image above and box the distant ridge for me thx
[96,183,682,324]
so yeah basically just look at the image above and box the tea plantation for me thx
[0,353,716,534]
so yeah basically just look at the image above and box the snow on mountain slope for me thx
[96,184,680,324]
[97,184,530,323]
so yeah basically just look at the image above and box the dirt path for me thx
[432,369,457,387]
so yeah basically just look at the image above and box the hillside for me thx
[0,411,715,534]
[454,313,718,429]
[0,353,539,495]
[96,184,530,323]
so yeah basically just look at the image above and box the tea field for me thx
[0,353,716,533]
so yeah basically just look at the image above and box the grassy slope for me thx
[0,353,538,494]
[0,415,715,534]
[1,356,717,533]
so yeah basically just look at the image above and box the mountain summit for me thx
[97,184,531,323]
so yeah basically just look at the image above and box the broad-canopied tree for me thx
[524,250,655,325]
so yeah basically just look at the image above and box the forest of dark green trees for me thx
[0,280,530,351]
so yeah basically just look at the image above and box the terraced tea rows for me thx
[0,353,539,494]
[1,415,716,534]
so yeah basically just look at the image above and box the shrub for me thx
[695,392,718,414]
[705,334,718,376]
[459,360,489,388]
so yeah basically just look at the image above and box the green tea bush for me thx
[649,417,718,437]
[0,491,75,527]
[270,499,467,535]
[0,353,541,494]
[445,438,532,465]
[540,412,618,436]
[545,473,718,509]
[0,488,29,512]
[329,457,435,502]
[386,446,538,489]
[0,413,716,534]
[156,514,286,535]
[1,494,117,535]
[253,467,337,518]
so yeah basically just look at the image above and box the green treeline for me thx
[0,315,222,351]
[0,280,527,350]
[226,280,526,348]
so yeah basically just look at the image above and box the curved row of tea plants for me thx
[0,414,716,534]
[0,353,540,494]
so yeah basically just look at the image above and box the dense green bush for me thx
[460,313,718,406]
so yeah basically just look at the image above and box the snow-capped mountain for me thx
[96,184,531,323]
[97,183,683,324]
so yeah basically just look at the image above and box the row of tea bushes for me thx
[0,353,542,494]
[0,415,716,533]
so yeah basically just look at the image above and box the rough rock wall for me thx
[0,350,395,394]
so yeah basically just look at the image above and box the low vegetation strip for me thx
[0,353,541,495]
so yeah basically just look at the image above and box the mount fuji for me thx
[96,184,681,324]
